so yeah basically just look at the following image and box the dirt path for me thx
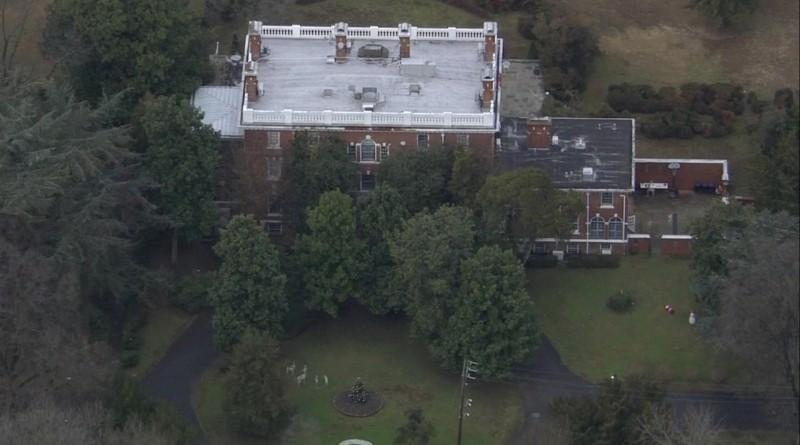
[142,312,219,435]
[505,337,795,444]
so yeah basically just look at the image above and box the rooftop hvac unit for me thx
[326,55,335,64]
[551,135,559,146]
[257,82,265,96]
[582,167,594,181]
[574,137,586,150]
[322,88,334,97]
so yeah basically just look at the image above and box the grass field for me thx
[724,431,799,445]
[193,308,523,445]
[128,307,195,378]
[527,256,746,386]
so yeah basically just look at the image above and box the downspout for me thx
[622,193,627,254]
[585,191,590,253]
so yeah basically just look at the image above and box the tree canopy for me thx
[379,148,454,214]
[449,146,489,208]
[138,95,220,242]
[689,0,758,27]
[209,215,288,350]
[297,190,365,317]
[755,104,799,215]
[44,0,211,101]
[224,330,290,438]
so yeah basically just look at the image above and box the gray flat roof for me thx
[251,38,487,113]
[497,117,634,190]
[192,86,244,138]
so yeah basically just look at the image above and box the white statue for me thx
[689,312,696,326]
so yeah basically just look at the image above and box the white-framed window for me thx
[360,173,376,191]
[589,215,605,239]
[533,242,546,254]
[266,222,283,235]
[608,217,624,240]
[360,139,377,162]
[308,131,321,145]
[417,134,429,151]
[347,143,357,162]
[456,134,470,147]
[601,243,612,255]
[379,143,389,161]
[266,157,282,180]
[572,217,581,235]
[566,243,580,255]
[267,131,280,149]
[601,192,614,207]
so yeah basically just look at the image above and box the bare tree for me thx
[716,232,800,419]
[639,405,723,445]
[0,0,33,78]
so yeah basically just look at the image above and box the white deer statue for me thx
[285,360,296,375]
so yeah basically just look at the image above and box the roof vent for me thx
[574,137,586,150]
[322,88,334,97]
[357,44,389,59]
[409,84,421,95]
[551,135,559,145]
[582,167,594,181]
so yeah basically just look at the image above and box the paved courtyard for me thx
[630,191,720,237]
[500,59,545,118]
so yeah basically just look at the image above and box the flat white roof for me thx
[251,38,487,114]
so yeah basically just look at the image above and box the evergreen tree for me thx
[297,190,365,317]
[379,148,455,214]
[210,215,287,350]
[755,104,799,215]
[138,95,220,262]
[224,330,290,438]
[449,147,489,208]
[394,408,435,445]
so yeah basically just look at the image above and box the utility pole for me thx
[457,359,479,445]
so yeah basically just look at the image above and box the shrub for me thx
[172,272,212,313]
[121,350,140,368]
[606,291,635,313]
[566,255,620,268]
[526,254,558,268]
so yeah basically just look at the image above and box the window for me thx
[308,131,321,145]
[360,139,376,162]
[267,195,281,215]
[572,217,580,235]
[533,242,546,254]
[608,217,624,240]
[347,143,357,161]
[266,157,282,180]
[456,134,470,147]
[589,215,605,239]
[566,243,580,255]
[601,243,612,255]
[417,134,429,151]
[267,131,280,149]
[380,143,389,161]
[601,192,613,207]
[266,222,283,235]
[360,173,376,191]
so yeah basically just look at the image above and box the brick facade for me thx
[635,161,727,192]
[661,236,692,257]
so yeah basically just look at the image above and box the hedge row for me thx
[566,255,620,268]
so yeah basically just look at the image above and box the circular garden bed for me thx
[333,390,385,417]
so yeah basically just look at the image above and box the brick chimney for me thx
[527,118,552,149]
[399,23,411,58]
[248,21,262,61]
[335,22,348,62]
[483,22,497,63]
[481,74,494,111]
[244,62,258,102]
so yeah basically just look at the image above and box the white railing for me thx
[259,24,487,42]
[241,108,496,129]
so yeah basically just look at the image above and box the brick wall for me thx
[627,235,651,255]
[635,161,725,191]
[576,191,630,240]
[661,236,692,257]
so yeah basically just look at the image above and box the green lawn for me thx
[527,257,746,386]
[723,431,799,445]
[129,306,195,378]
[193,309,523,445]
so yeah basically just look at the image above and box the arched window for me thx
[589,216,605,239]
[608,217,624,239]
[360,139,376,162]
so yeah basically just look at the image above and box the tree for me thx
[477,168,582,261]
[138,95,220,263]
[209,215,287,350]
[0,0,34,79]
[389,206,477,356]
[43,0,210,102]
[551,376,665,445]
[297,190,365,317]
[379,148,454,214]
[638,405,723,445]
[394,408,435,445]
[356,184,409,314]
[714,223,799,419]
[755,104,799,215]
[446,245,540,377]
[224,330,290,438]
[449,147,489,208]
[689,0,758,28]
[278,134,358,232]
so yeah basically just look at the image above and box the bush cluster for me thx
[171,272,213,313]
[526,254,559,268]
[606,291,635,313]
[607,82,748,139]
[566,255,620,268]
